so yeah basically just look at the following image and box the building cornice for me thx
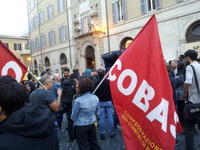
[0,35,29,40]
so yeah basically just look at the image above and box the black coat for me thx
[0,104,59,150]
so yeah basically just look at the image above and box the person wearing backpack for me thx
[61,73,76,146]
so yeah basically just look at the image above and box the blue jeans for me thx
[98,101,115,136]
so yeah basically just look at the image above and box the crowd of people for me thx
[0,49,200,150]
[167,50,200,150]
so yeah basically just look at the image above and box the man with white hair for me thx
[30,75,62,112]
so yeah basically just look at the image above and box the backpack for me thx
[61,79,76,104]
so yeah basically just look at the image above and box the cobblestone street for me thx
[59,116,200,150]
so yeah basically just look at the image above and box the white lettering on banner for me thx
[170,112,179,138]
[2,61,22,82]
[146,98,169,132]
[117,69,137,96]
[132,80,155,112]
[109,60,122,81]
[109,59,178,137]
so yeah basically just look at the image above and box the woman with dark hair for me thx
[71,78,101,150]
[0,76,59,150]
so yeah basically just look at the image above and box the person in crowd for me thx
[50,74,62,129]
[95,69,115,140]
[24,82,31,93]
[23,82,32,102]
[166,64,176,102]
[73,68,81,80]
[51,74,61,99]
[184,49,200,150]
[61,67,70,88]
[61,73,76,144]
[29,75,62,112]
[90,69,99,88]
[174,61,186,125]
[71,78,101,150]
[197,57,200,63]
[179,54,185,62]
[0,76,59,150]
[41,70,48,77]
[27,73,37,93]
[85,68,92,79]
[171,60,178,76]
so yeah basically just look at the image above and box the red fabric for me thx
[0,40,27,82]
[109,15,182,150]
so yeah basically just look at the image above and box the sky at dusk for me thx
[0,0,29,36]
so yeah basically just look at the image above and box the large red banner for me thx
[109,15,181,150]
[0,40,27,82]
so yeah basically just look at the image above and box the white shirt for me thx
[185,61,200,103]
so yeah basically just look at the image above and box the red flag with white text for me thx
[0,40,27,82]
[109,15,182,150]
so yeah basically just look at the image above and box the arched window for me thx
[60,53,67,65]
[34,60,37,68]
[186,20,200,42]
[120,37,133,50]
[44,57,51,67]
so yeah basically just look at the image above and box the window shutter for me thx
[155,0,161,9]
[59,27,62,41]
[176,0,184,3]
[112,2,118,23]
[48,32,51,45]
[141,0,147,14]
[63,26,66,41]
[81,18,84,33]
[122,0,127,20]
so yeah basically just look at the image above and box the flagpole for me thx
[27,67,47,90]
[92,71,109,94]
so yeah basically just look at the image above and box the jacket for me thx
[0,104,59,150]
[71,92,100,126]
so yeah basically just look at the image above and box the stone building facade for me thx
[27,0,200,75]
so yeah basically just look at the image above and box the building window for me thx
[44,57,51,67]
[47,5,54,19]
[39,11,45,24]
[81,17,90,34]
[33,16,39,29]
[40,35,46,49]
[4,43,9,48]
[35,38,39,51]
[60,53,67,65]
[31,41,35,52]
[141,0,160,14]
[57,0,64,13]
[186,21,200,43]
[48,31,55,46]
[25,41,29,49]
[14,43,22,51]
[59,26,66,42]
[112,0,127,23]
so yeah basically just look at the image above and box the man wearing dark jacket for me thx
[61,73,76,144]
[0,76,59,150]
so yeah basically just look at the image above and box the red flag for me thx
[0,40,27,82]
[109,15,182,150]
